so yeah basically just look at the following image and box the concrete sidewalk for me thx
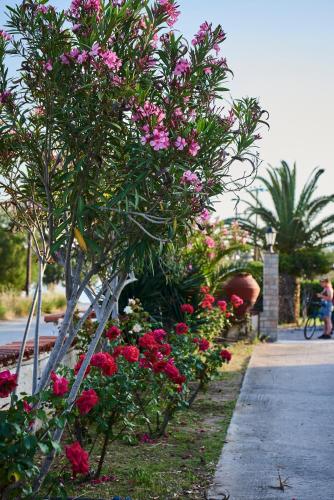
[208,335,334,500]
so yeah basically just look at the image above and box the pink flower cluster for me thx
[132,101,165,123]
[70,0,101,16]
[192,21,211,46]
[157,0,180,27]
[141,125,170,151]
[173,58,190,76]
[181,170,202,192]
[60,43,122,72]
[0,30,11,41]
[0,90,11,104]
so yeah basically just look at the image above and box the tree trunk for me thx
[294,278,301,325]
[25,232,32,296]
[279,273,296,324]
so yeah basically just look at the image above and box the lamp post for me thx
[265,226,277,253]
[260,227,279,342]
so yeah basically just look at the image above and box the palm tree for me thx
[240,161,334,323]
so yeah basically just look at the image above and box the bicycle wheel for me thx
[304,317,317,340]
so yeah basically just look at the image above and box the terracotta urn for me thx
[222,273,261,317]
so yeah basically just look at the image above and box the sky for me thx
[1,0,334,219]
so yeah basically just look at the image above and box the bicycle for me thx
[303,300,323,340]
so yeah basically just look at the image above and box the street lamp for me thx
[265,227,277,253]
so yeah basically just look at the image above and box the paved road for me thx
[209,330,334,500]
[0,318,56,345]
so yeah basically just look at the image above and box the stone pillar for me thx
[260,252,279,342]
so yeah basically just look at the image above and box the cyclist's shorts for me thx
[319,300,333,319]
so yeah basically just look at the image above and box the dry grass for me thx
[0,290,66,320]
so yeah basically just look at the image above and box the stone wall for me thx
[260,253,279,341]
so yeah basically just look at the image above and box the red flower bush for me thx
[51,372,69,396]
[0,370,17,398]
[139,333,159,351]
[220,349,232,362]
[194,338,210,352]
[65,441,89,476]
[122,345,140,363]
[217,300,227,312]
[76,389,99,415]
[164,361,186,386]
[200,293,215,309]
[105,325,121,341]
[74,354,91,377]
[152,329,167,342]
[91,352,118,376]
[180,304,194,315]
[175,322,189,335]
[231,294,244,308]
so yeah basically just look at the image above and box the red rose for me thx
[91,352,118,376]
[220,349,232,362]
[175,322,189,335]
[200,293,215,309]
[139,333,159,351]
[159,343,172,356]
[23,399,32,413]
[76,389,99,415]
[122,345,140,363]
[152,329,167,343]
[51,372,69,396]
[164,362,186,385]
[198,338,210,352]
[112,345,124,358]
[231,294,244,308]
[0,370,17,398]
[106,325,121,341]
[217,300,227,312]
[65,441,89,476]
[180,304,194,315]
[153,360,167,373]
[74,354,91,377]
[226,312,231,318]
[200,286,210,294]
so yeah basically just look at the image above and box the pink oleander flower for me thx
[149,126,170,150]
[60,53,70,65]
[173,107,184,120]
[181,170,199,185]
[157,0,180,27]
[101,50,122,71]
[0,90,11,104]
[188,140,200,157]
[72,23,81,32]
[70,0,101,16]
[70,48,80,60]
[175,136,187,150]
[192,21,211,46]
[204,66,212,75]
[89,41,101,57]
[188,109,196,120]
[0,30,11,41]
[133,102,165,123]
[77,50,89,64]
[205,236,215,248]
[200,208,210,221]
[112,0,125,5]
[43,59,53,72]
[173,58,190,76]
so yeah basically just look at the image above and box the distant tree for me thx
[239,162,334,323]
[0,225,26,290]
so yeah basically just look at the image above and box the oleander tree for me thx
[0,0,266,490]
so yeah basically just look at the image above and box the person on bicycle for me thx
[317,277,333,339]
